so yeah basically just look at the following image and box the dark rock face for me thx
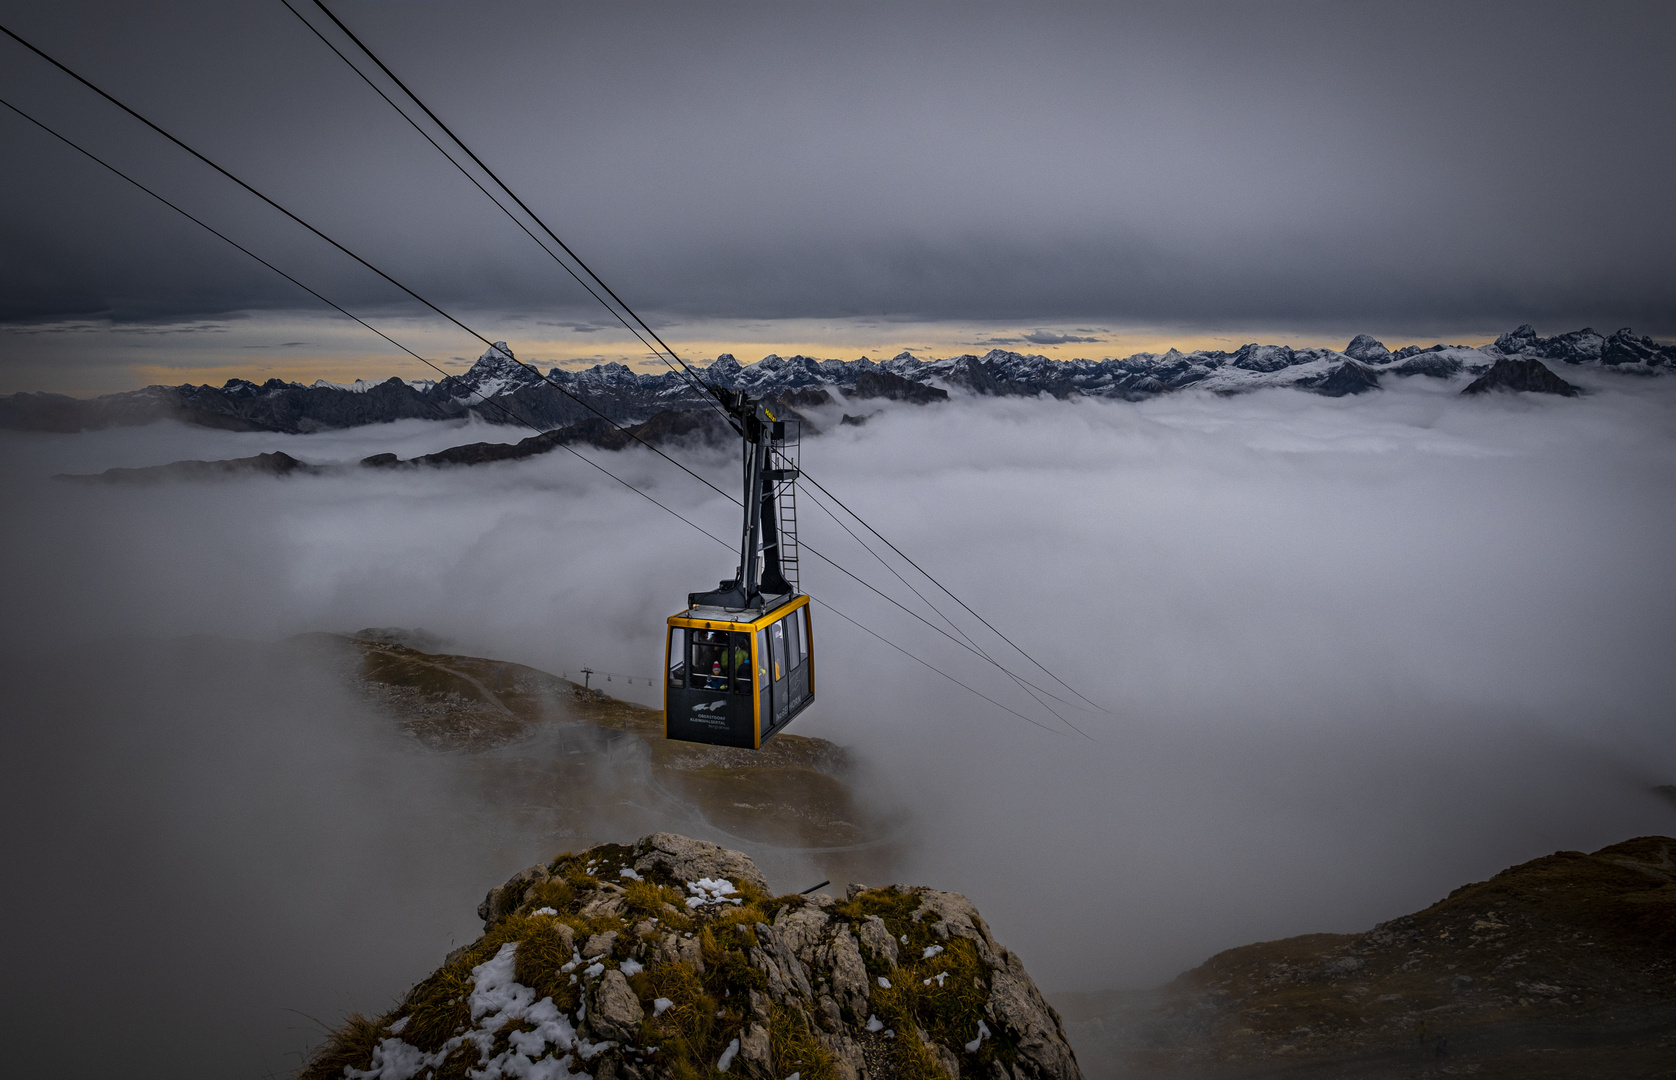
[1390,352,1465,378]
[1544,327,1609,363]
[944,355,1026,396]
[410,428,582,468]
[1343,334,1392,364]
[1305,360,1382,397]
[7,377,446,434]
[404,409,735,468]
[56,408,736,481]
[851,368,949,404]
[1602,327,1676,367]
[1462,357,1582,397]
[1492,323,1543,355]
[1490,323,1669,367]
[770,386,836,410]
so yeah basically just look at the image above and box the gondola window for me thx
[689,629,744,692]
[667,627,685,687]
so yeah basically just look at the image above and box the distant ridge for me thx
[5,325,1671,435]
[1057,834,1676,1079]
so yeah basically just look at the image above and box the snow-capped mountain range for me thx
[3,325,1670,435]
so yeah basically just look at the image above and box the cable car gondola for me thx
[665,393,813,748]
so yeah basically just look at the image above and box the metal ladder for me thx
[773,419,801,594]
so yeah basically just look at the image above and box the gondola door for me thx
[755,628,773,736]
[771,617,792,726]
[786,606,810,708]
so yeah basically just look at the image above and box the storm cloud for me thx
[1,0,1673,373]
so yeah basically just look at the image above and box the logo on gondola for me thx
[691,701,726,713]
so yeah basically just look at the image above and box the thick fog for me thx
[3,372,1675,1074]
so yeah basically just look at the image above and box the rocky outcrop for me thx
[304,833,1081,1080]
[943,355,1035,397]
[851,368,949,405]
[1303,359,1381,397]
[1462,357,1582,397]
[396,408,735,469]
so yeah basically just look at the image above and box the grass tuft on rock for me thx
[769,1002,839,1080]
[398,964,474,1051]
[512,921,581,1010]
[522,877,574,914]
[300,1013,385,1079]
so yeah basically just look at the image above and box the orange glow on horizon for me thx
[39,323,1503,398]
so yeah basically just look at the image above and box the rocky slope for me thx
[1463,357,1582,397]
[56,449,324,483]
[300,833,1082,1080]
[9,325,1671,434]
[1055,836,1676,1079]
[331,631,896,870]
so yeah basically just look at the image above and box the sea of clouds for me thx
[2,368,1673,1075]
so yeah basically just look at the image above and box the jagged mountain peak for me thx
[1233,343,1296,372]
[1344,333,1392,363]
[1491,323,1675,367]
[577,360,635,377]
[442,342,546,399]
[1604,326,1674,366]
[470,341,522,373]
[1494,324,1542,353]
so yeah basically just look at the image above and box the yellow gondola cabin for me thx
[662,391,814,747]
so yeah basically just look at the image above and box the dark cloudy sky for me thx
[1,0,1673,392]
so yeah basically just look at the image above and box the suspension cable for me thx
[1,16,1100,730]
[796,488,1093,731]
[800,482,1091,732]
[278,0,731,425]
[300,0,726,409]
[0,20,740,508]
[809,597,1064,736]
[282,3,1105,718]
[0,82,1067,732]
[0,92,730,548]
[802,470,1109,713]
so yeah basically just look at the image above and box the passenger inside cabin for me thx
[732,641,751,694]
